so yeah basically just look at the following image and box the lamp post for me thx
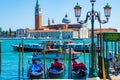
[74,0,111,78]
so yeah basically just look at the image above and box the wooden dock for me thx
[109,68,120,80]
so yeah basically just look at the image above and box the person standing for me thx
[108,51,113,68]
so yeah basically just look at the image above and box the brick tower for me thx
[35,0,42,30]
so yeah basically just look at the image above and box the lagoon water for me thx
[0,39,91,80]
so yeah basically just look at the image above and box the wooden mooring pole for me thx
[22,39,24,78]
[83,42,86,64]
[63,44,66,74]
[43,43,46,79]
[68,46,72,79]
[0,41,2,73]
[18,44,21,80]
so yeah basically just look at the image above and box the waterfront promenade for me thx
[109,68,120,80]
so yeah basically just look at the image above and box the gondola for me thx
[72,58,87,78]
[27,54,44,79]
[48,56,64,78]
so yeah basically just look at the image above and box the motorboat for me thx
[11,43,44,52]
[54,41,91,53]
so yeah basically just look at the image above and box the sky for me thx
[0,0,120,31]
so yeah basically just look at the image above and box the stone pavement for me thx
[109,68,120,80]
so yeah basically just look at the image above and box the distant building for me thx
[79,23,88,39]
[0,27,2,36]
[16,0,117,39]
[26,29,74,39]
[16,29,26,38]
[35,0,42,30]
[45,23,82,30]
[88,28,117,37]
[73,31,79,39]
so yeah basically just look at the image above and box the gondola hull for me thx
[13,46,43,52]
[28,70,43,79]
[48,68,64,78]
[34,52,81,59]
[72,69,87,78]
[72,59,88,79]
[11,44,43,52]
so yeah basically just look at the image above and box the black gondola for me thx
[27,54,44,79]
[72,58,87,78]
[48,55,64,78]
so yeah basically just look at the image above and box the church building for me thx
[23,0,116,39]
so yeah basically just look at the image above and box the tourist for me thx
[108,51,114,68]
[66,47,74,53]
[47,45,51,50]
[58,47,62,52]
[109,52,113,62]
[50,41,54,49]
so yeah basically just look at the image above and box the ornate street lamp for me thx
[104,3,111,18]
[74,0,111,78]
[74,3,82,22]
[90,0,96,3]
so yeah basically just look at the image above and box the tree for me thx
[9,28,12,37]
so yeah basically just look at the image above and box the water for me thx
[0,39,90,80]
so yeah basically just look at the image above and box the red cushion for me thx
[51,62,62,68]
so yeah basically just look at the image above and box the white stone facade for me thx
[26,30,73,39]
[79,23,89,39]
[16,29,26,38]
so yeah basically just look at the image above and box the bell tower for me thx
[35,0,42,30]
